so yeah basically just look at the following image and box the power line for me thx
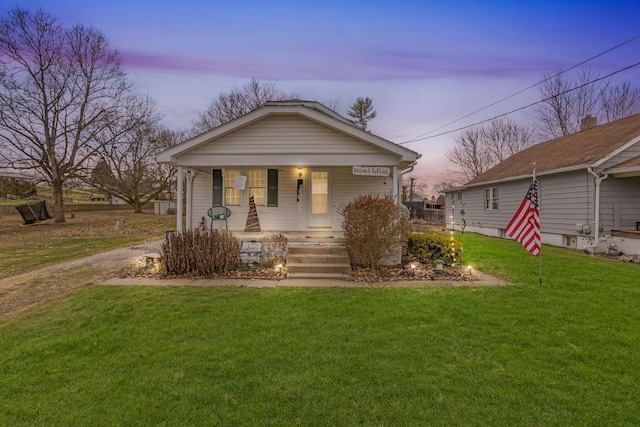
[401,34,640,145]
[400,61,640,143]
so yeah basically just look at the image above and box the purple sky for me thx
[3,0,640,193]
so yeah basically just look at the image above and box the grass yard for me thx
[0,233,639,425]
[0,209,176,279]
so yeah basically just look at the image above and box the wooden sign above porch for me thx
[352,166,390,177]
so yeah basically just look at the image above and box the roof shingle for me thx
[466,113,640,185]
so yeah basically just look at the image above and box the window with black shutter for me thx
[212,169,223,207]
[267,169,278,207]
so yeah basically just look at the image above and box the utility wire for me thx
[399,61,640,144]
[401,34,640,145]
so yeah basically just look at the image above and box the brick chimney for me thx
[581,115,597,131]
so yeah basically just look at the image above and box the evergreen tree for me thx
[347,97,377,130]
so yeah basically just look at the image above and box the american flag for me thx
[505,178,540,256]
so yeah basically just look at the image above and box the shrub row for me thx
[408,233,463,265]
[161,229,240,277]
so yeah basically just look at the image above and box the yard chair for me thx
[207,206,231,230]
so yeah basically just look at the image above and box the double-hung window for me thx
[224,169,242,206]
[249,170,266,206]
[484,187,498,210]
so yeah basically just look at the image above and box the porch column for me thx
[392,166,399,204]
[185,170,194,230]
[176,166,184,233]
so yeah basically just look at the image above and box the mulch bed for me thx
[126,262,477,282]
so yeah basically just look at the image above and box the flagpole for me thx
[504,162,543,284]
[534,163,542,285]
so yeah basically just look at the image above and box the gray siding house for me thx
[445,113,640,255]
[157,100,421,235]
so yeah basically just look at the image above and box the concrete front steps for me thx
[286,245,351,280]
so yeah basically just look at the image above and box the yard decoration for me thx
[245,195,261,232]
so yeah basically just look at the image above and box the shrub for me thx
[408,233,463,266]
[339,193,410,268]
[0,177,37,198]
[161,229,240,277]
[259,233,288,267]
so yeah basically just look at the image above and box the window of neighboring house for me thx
[484,187,498,210]
[249,169,266,206]
[456,191,462,202]
[224,169,242,206]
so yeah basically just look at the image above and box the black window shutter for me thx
[212,169,223,207]
[267,169,278,207]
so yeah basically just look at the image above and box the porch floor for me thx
[229,231,345,244]
[612,230,640,239]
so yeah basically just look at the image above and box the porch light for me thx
[298,167,302,178]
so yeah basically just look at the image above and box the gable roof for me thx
[465,113,640,186]
[157,100,420,167]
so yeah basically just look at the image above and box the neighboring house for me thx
[403,195,443,225]
[156,100,421,235]
[444,114,640,255]
[403,195,426,219]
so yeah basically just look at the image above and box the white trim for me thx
[593,134,640,167]
[176,166,183,233]
[157,103,420,165]
[185,170,194,230]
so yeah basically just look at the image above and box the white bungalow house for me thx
[157,100,420,241]
[444,113,640,255]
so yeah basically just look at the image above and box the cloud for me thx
[118,46,564,83]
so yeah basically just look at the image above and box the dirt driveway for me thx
[0,240,163,318]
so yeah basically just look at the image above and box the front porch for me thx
[606,229,640,255]
[233,230,345,245]
[234,230,345,264]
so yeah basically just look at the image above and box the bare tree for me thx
[432,181,456,196]
[445,128,492,182]
[533,69,640,139]
[483,117,534,162]
[90,124,182,213]
[192,78,294,134]
[446,118,533,182]
[347,97,377,130]
[0,8,153,222]
[599,81,640,123]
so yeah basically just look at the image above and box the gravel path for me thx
[0,240,164,318]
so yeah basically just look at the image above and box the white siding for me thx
[188,166,392,232]
[600,176,640,233]
[447,170,593,238]
[599,139,640,170]
[331,167,393,230]
[190,116,382,156]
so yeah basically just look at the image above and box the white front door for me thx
[308,169,331,228]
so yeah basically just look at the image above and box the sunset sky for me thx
[3,0,639,193]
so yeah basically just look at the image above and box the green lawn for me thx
[1,233,639,426]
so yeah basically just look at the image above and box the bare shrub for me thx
[161,229,240,277]
[259,233,288,267]
[338,193,410,268]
